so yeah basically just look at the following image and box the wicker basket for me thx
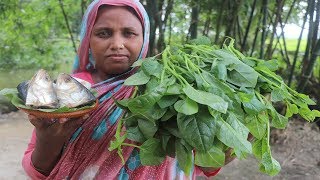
[19,100,99,119]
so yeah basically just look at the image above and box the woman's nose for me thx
[110,35,125,50]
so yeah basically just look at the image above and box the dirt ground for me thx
[0,111,319,180]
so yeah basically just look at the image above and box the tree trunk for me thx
[311,0,320,52]
[279,17,291,67]
[163,0,174,30]
[225,0,242,39]
[188,1,200,40]
[168,15,172,45]
[250,6,263,57]
[236,16,243,46]
[288,2,309,86]
[58,0,77,53]
[146,0,157,56]
[271,0,297,55]
[156,0,174,52]
[214,0,227,43]
[202,8,213,36]
[266,0,284,59]
[260,0,268,59]
[301,0,316,70]
[297,39,320,92]
[156,0,165,52]
[241,0,257,52]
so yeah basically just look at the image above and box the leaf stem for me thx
[121,143,144,150]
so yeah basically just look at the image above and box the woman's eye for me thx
[96,30,111,38]
[124,31,137,37]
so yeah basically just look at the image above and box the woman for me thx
[22,0,228,179]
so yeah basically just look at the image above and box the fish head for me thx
[25,69,58,108]
[56,73,80,91]
[55,73,96,108]
[30,69,54,89]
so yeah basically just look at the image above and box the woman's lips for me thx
[106,54,128,61]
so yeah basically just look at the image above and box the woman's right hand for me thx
[28,114,89,175]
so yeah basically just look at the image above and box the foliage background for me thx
[0,0,319,102]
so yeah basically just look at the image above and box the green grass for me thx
[280,39,307,52]
[0,63,72,89]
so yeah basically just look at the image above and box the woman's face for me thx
[90,6,143,81]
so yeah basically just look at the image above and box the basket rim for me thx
[19,99,99,119]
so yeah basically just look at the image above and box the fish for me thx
[17,80,29,103]
[17,69,59,108]
[55,73,96,108]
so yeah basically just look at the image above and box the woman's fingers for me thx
[58,114,90,124]
[28,114,57,128]
[58,118,69,124]
[28,113,90,138]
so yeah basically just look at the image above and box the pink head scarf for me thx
[73,0,150,73]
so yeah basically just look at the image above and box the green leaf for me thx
[160,108,176,121]
[166,83,182,95]
[160,134,171,151]
[271,111,288,129]
[138,119,158,139]
[128,86,165,114]
[143,104,168,120]
[183,84,228,114]
[141,58,163,78]
[177,109,216,152]
[238,92,254,103]
[296,93,316,105]
[163,125,182,138]
[252,137,269,160]
[157,95,179,109]
[217,64,227,81]
[285,103,299,117]
[194,146,225,168]
[298,108,316,122]
[140,138,165,165]
[202,72,235,96]
[271,89,285,102]
[189,35,212,45]
[312,110,320,118]
[0,88,18,98]
[253,137,281,176]
[108,133,127,151]
[243,95,267,115]
[257,59,279,71]
[115,99,130,110]
[131,58,144,67]
[227,63,259,88]
[215,115,252,157]
[259,152,281,176]
[244,115,267,140]
[124,70,150,86]
[145,78,160,93]
[213,49,242,66]
[174,97,198,115]
[126,126,146,143]
[123,114,138,127]
[175,139,193,174]
[242,58,257,67]
[226,113,250,140]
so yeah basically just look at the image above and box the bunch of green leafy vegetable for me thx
[109,37,320,176]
